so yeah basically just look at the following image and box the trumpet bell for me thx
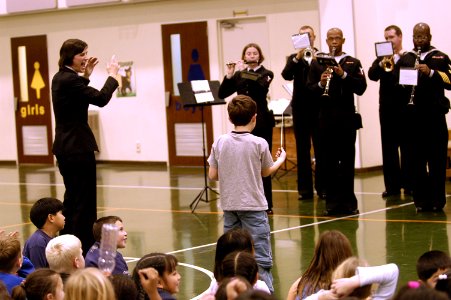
[381,56,394,72]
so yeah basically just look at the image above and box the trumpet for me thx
[408,47,421,105]
[303,47,314,64]
[322,47,336,98]
[381,55,394,72]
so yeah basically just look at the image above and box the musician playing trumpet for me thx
[281,25,326,201]
[396,22,451,213]
[368,25,412,199]
[307,27,367,216]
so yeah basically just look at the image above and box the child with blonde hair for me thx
[45,234,85,283]
[64,268,115,300]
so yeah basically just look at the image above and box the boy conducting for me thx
[207,95,286,293]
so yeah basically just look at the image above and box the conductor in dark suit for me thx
[51,39,119,255]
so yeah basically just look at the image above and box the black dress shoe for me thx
[382,190,400,198]
[322,209,337,216]
[416,206,428,213]
[318,192,327,200]
[298,193,313,200]
[432,207,444,212]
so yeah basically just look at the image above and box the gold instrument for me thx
[322,47,336,98]
[381,55,394,72]
[408,47,421,105]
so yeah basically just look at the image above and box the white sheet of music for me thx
[399,68,418,86]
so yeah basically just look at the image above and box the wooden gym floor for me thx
[0,163,449,299]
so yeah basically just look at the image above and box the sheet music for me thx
[191,80,214,103]
[268,98,290,115]
[291,33,310,50]
[399,68,418,86]
[283,83,293,97]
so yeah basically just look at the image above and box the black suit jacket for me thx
[51,67,119,155]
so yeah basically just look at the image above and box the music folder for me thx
[316,55,338,67]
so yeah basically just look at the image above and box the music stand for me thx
[177,80,226,213]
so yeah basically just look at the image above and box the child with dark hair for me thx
[133,252,181,300]
[110,274,139,300]
[84,215,128,275]
[221,251,259,286]
[208,228,270,294]
[435,269,451,299]
[11,268,64,300]
[393,282,448,300]
[417,250,451,288]
[23,197,65,268]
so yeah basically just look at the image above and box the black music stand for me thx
[177,80,226,213]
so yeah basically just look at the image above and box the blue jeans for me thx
[223,210,274,293]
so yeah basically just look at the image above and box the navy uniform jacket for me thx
[308,54,367,129]
[51,67,118,155]
[281,52,318,110]
[397,47,451,112]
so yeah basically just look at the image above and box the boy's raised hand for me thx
[275,147,287,162]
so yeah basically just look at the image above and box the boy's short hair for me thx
[92,216,122,242]
[45,234,82,273]
[0,235,21,272]
[227,95,257,126]
[417,250,451,281]
[30,197,64,229]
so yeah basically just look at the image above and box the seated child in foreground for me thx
[45,234,85,283]
[416,250,451,288]
[305,256,399,300]
[0,235,26,295]
[23,197,65,269]
[85,215,129,275]
[132,252,181,300]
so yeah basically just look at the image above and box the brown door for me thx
[11,35,53,164]
[161,21,213,166]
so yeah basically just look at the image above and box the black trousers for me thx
[292,105,323,195]
[56,152,97,255]
[320,126,358,212]
[380,106,412,193]
[405,109,448,209]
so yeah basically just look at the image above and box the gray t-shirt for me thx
[207,131,274,211]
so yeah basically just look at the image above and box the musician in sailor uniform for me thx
[282,25,326,201]
[368,25,413,199]
[396,22,451,212]
[307,28,367,216]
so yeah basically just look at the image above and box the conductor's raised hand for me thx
[107,55,120,77]
[83,56,99,78]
